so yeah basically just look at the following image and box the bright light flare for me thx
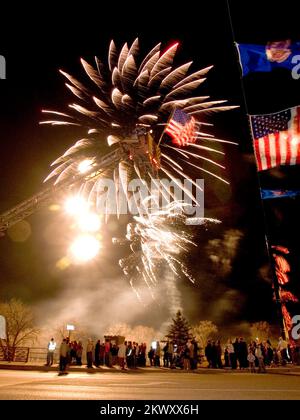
[77,212,101,232]
[64,196,89,215]
[78,159,94,174]
[69,234,101,263]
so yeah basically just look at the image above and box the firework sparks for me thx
[39,39,236,291]
[114,201,220,298]
[41,38,237,213]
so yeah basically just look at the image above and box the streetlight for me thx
[66,324,75,340]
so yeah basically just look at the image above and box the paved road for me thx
[0,370,300,400]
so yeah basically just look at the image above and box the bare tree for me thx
[104,323,132,338]
[0,298,39,360]
[104,323,158,346]
[249,321,271,343]
[191,321,218,350]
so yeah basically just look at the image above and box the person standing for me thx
[148,346,155,366]
[155,342,161,367]
[210,341,218,368]
[163,342,169,367]
[228,340,237,369]
[46,338,56,367]
[168,341,175,369]
[239,338,248,369]
[247,348,256,373]
[190,340,198,370]
[95,340,101,367]
[105,339,111,367]
[216,340,223,369]
[139,343,147,367]
[224,345,230,368]
[118,340,126,370]
[59,338,68,375]
[277,337,288,365]
[76,341,83,366]
[205,340,213,368]
[86,339,94,368]
[183,343,191,371]
[255,343,267,373]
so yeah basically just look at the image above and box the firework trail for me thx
[114,200,220,299]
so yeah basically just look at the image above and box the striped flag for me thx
[282,304,293,332]
[165,108,196,147]
[250,106,300,171]
[272,253,290,285]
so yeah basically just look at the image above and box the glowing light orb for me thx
[49,204,60,212]
[69,234,101,263]
[65,196,89,216]
[78,159,93,174]
[7,220,31,242]
[77,212,101,232]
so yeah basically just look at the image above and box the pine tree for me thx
[166,310,193,346]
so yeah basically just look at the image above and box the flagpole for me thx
[226,0,288,341]
[157,108,175,147]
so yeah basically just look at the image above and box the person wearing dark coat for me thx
[190,340,198,370]
[238,338,248,369]
[216,340,223,369]
[95,340,101,367]
[210,341,218,368]
[205,340,213,368]
[148,347,155,366]
[233,338,241,368]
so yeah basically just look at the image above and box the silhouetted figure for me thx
[95,340,101,367]
[86,339,94,368]
[59,338,68,375]
[148,347,155,366]
[205,340,213,368]
[216,340,223,369]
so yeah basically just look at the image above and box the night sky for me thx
[0,1,299,332]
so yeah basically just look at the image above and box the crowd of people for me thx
[45,335,300,375]
[205,337,299,373]
[49,338,148,375]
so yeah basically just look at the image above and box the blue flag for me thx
[236,41,300,77]
[261,189,300,200]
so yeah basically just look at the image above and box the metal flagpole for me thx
[157,108,175,147]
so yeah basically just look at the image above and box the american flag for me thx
[165,108,196,147]
[273,254,290,285]
[282,304,293,332]
[250,106,300,171]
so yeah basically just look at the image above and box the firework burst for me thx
[41,39,237,212]
[40,39,237,295]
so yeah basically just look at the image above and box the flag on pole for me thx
[165,108,196,147]
[272,245,291,286]
[261,189,300,199]
[236,41,300,77]
[273,254,290,285]
[250,106,300,171]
